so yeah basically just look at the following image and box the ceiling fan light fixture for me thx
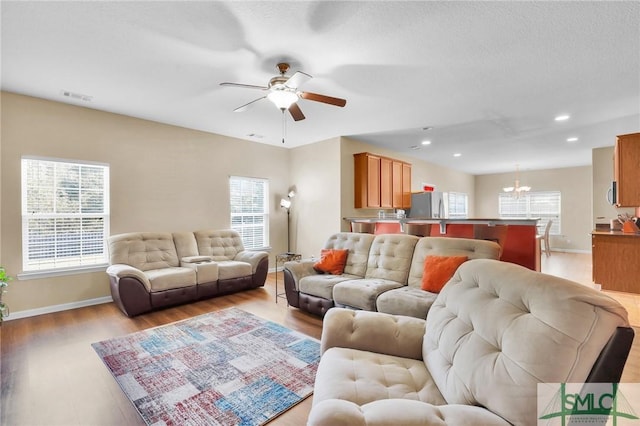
[267,90,298,110]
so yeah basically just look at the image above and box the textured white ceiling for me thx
[2,1,638,174]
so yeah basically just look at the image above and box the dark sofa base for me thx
[283,269,334,317]
[110,257,268,317]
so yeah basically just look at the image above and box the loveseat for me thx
[107,229,268,317]
[283,232,500,317]
[308,259,635,425]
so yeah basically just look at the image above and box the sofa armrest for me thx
[283,259,317,291]
[106,264,151,291]
[308,399,510,426]
[234,250,268,273]
[321,308,426,360]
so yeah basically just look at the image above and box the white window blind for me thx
[21,158,110,271]
[498,191,561,235]
[229,176,269,250]
[447,192,468,218]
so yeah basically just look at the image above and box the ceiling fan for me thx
[220,63,346,122]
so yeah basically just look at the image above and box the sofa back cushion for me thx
[172,231,200,260]
[408,237,500,288]
[108,232,179,271]
[194,229,245,261]
[323,232,375,278]
[423,259,630,426]
[364,234,419,284]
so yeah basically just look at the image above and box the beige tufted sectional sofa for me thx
[308,259,635,426]
[283,232,501,318]
[107,229,268,316]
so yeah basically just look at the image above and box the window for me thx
[21,157,110,272]
[447,192,468,218]
[229,176,269,250]
[499,191,561,234]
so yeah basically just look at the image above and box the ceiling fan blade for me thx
[233,96,266,112]
[220,82,269,90]
[288,103,306,121]
[284,71,312,90]
[300,91,347,107]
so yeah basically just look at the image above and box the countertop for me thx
[344,217,539,226]
[592,230,640,237]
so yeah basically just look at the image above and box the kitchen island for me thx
[592,230,640,294]
[344,217,541,271]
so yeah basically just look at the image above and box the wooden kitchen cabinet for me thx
[592,232,640,294]
[391,160,412,209]
[354,152,411,209]
[402,162,412,208]
[614,132,640,207]
[380,157,393,208]
[354,152,381,208]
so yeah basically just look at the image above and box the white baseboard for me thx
[3,296,113,321]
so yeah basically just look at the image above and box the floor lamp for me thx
[280,190,295,254]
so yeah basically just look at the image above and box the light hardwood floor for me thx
[0,253,638,426]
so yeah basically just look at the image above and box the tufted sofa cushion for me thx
[364,234,419,283]
[194,229,245,261]
[423,259,630,425]
[108,232,180,271]
[376,237,501,318]
[332,234,419,310]
[324,232,376,277]
[407,237,500,288]
[285,232,376,296]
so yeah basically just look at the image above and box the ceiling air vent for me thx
[61,90,93,102]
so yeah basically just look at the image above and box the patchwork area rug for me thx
[92,308,320,425]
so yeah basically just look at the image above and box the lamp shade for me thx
[267,90,298,110]
[280,198,291,209]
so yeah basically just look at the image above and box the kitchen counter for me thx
[591,230,640,294]
[344,217,541,271]
[344,217,538,234]
[591,230,640,237]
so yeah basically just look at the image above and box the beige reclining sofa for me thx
[309,259,635,425]
[107,229,268,317]
[283,232,500,318]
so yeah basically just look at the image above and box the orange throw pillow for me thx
[421,255,468,293]
[314,249,349,275]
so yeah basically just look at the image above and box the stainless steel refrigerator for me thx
[408,192,448,218]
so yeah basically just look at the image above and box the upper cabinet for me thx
[354,152,411,209]
[614,133,640,207]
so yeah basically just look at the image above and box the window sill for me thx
[18,264,109,280]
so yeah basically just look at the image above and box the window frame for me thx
[498,191,561,235]
[229,176,270,251]
[20,156,110,278]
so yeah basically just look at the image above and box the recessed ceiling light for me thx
[555,114,570,121]
[453,153,462,157]
[421,140,431,145]
[567,137,579,142]
[422,126,433,131]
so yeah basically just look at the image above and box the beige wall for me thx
[1,91,618,315]
[1,92,291,313]
[592,146,636,226]
[475,166,593,252]
[289,137,342,257]
[340,136,476,227]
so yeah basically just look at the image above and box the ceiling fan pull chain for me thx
[282,110,286,144]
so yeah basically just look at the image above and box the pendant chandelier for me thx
[503,165,531,197]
